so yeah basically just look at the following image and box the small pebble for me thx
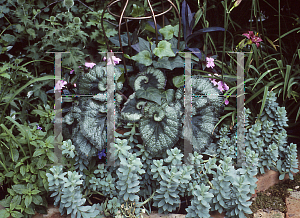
[295,186,299,189]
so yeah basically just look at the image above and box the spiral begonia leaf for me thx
[134,67,166,91]
[139,99,181,155]
[62,65,123,159]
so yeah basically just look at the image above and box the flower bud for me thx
[17,0,25,5]
[50,16,56,22]
[64,0,74,10]
[73,17,80,24]
[15,59,22,65]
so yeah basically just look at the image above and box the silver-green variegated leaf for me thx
[134,67,166,91]
[172,76,224,153]
[68,98,107,158]
[77,65,123,95]
[62,65,124,159]
[139,99,181,155]
[191,75,224,153]
[121,93,147,122]
[192,75,223,152]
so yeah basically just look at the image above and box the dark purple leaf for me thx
[147,21,162,36]
[181,0,194,41]
[186,27,226,46]
[187,48,202,60]
[131,43,140,53]
[181,0,187,40]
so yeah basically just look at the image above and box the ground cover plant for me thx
[0,0,299,217]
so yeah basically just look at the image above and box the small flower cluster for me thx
[205,57,230,105]
[56,62,100,91]
[208,74,230,105]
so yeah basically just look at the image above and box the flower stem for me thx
[117,90,128,101]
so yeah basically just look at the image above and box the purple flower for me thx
[36,124,42,130]
[217,81,229,93]
[206,57,215,68]
[223,82,229,91]
[225,99,229,105]
[208,74,218,85]
[98,149,106,159]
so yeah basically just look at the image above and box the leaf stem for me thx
[117,90,128,101]
[137,191,155,207]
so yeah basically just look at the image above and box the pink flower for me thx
[70,66,81,74]
[85,62,96,68]
[55,80,67,90]
[211,79,218,86]
[217,81,225,92]
[208,74,230,106]
[206,57,215,68]
[242,31,263,48]
[217,81,230,93]
[208,74,219,85]
[103,55,122,65]
[223,82,229,91]
[242,31,255,39]
[74,83,76,87]
[252,36,263,48]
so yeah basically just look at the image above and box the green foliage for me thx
[0,104,57,218]
[1,0,299,217]
[123,34,186,71]
[159,24,180,40]
[114,139,145,203]
[153,41,175,59]
[130,4,145,17]
[131,50,152,66]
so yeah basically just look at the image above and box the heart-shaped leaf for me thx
[173,75,185,88]
[159,25,176,40]
[153,57,172,70]
[153,56,184,70]
[153,40,175,59]
[131,50,152,66]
